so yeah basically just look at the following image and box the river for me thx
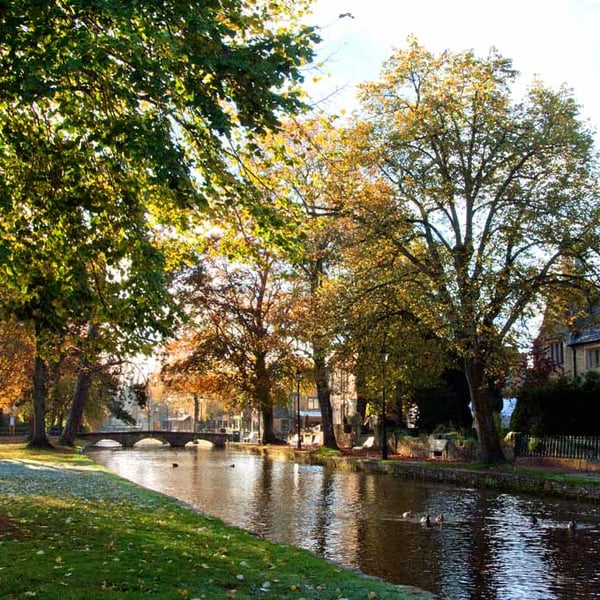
[90,444,600,599]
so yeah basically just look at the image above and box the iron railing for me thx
[0,425,30,436]
[514,434,600,460]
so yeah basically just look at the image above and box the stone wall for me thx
[390,433,479,462]
[516,456,600,473]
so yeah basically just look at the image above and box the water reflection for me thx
[91,447,600,599]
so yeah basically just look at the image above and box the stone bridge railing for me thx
[77,430,230,448]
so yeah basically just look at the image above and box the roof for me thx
[567,325,600,347]
[166,415,193,422]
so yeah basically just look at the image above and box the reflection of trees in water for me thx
[248,460,333,546]
[435,490,479,599]
[94,450,600,599]
[347,476,452,588]
[482,493,553,599]
[542,515,600,598]
[311,468,335,556]
[461,491,502,600]
[250,456,273,536]
[311,469,365,564]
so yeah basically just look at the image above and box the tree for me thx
[0,1,318,447]
[410,369,473,433]
[59,322,100,445]
[348,39,600,463]
[238,116,356,449]
[171,226,299,444]
[512,371,600,436]
[0,317,33,413]
[43,336,122,437]
[244,117,453,448]
[159,334,235,431]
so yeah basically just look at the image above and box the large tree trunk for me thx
[261,402,276,444]
[60,367,91,446]
[28,353,52,449]
[60,323,99,446]
[307,258,337,449]
[465,359,506,464]
[255,353,277,444]
[313,349,338,449]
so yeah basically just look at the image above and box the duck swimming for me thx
[420,514,432,527]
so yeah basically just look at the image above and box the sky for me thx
[304,0,600,138]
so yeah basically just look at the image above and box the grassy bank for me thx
[0,444,429,600]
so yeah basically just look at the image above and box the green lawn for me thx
[0,444,427,599]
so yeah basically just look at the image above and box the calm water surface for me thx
[91,446,600,599]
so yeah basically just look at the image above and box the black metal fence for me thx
[0,425,30,437]
[514,434,600,460]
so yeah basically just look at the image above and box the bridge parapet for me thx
[78,430,230,448]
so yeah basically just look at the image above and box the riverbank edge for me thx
[0,444,437,600]
[229,444,600,503]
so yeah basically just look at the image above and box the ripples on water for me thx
[91,446,600,600]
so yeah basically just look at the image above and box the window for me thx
[547,341,564,366]
[307,397,319,411]
[586,347,600,370]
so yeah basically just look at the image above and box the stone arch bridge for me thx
[77,430,230,448]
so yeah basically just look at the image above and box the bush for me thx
[411,370,473,433]
[512,372,600,435]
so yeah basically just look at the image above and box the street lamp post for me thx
[147,396,151,431]
[295,370,302,450]
[198,396,204,431]
[193,393,199,432]
[380,342,389,460]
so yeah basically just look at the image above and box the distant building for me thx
[536,303,600,379]
[328,368,357,428]
[165,415,194,432]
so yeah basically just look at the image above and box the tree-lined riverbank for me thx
[0,444,431,599]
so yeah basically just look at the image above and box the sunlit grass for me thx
[0,442,90,464]
[0,444,422,599]
[314,446,344,458]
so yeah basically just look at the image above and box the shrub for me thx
[512,372,600,435]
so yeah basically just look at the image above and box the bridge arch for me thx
[78,430,230,449]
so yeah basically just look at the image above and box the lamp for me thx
[380,342,389,460]
[295,370,302,450]
[202,396,205,430]
[147,394,151,431]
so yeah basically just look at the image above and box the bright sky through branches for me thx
[306,0,600,140]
